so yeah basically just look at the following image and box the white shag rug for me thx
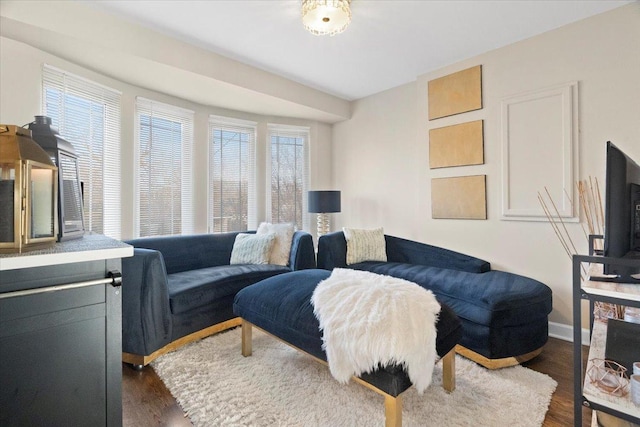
[152,328,557,427]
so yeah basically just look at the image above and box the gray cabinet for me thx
[0,235,132,426]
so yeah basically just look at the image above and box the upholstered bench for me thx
[232,269,462,427]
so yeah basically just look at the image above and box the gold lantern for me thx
[0,125,58,253]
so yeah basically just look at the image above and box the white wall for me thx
[0,36,333,239]
[332,4,640,328]
[0,0,350,123]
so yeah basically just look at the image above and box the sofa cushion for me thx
[384,235,491,273]
[168,264,289,315]
[317,232,491,273]
[126,233,240,274]
[230,233,276,265]
[349,262,552,328]
[257,222,295,266]
[343,227,387,265]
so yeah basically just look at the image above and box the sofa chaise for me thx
[317,231,553,369]
[121,230,315,367]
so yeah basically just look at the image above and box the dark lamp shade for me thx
[308,190,341,213]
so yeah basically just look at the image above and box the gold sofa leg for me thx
[455,344,544,369]
[123,317,242,367]
[241,319,253,357]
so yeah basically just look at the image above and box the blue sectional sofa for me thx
[121,231,316,367]
[317,231,553,368]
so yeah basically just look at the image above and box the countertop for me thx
[0,234,133,271]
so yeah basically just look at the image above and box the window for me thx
[208,116,256,233]
[42,65,122,238]
[268,124,309,231]
[135,98,194,237]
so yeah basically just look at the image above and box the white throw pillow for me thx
[343,227,387,265]
[230,233,276,265]
[257,222,295,266]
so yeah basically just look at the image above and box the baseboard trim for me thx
[548,321,590,346]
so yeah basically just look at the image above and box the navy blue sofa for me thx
[121,231,316,367]
[317,231,553,368]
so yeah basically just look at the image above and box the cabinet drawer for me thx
[0,285,106,323]
[0,311,108,426]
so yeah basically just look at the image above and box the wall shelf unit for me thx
[572,254,640,427]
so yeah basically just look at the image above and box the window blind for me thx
[208,116,257,233]
[268,124,310,231]
[135,97,194,237]
[42,64,122,238]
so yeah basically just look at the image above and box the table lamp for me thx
[308,190,341,237]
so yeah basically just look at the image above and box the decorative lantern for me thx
[0,124,58,253]
[28,116,85,241]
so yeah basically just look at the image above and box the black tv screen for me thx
[603,141,640,278]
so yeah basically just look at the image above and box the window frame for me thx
[207,115,257,234]
[41,64,122,238]
[134,97,194,238]
[267,123,310,231]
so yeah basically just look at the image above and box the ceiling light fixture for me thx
[302,0,352,36]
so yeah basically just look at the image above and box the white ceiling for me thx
[84,0,632,101]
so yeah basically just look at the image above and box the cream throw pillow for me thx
[257,222,295,266]
[230,233,276,265]
[343,227,387,265]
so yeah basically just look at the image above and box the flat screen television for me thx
[603,141,640,280]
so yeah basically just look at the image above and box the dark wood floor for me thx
[521,338,591,427]
[122,337,591,427]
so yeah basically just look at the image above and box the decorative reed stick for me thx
[545,186,580,256]
[538,191,587,280]
[589,177,602,235]
[564,188,589,242]
[538,193,572,258]
[577,181,595,235]
[595,177,604,231]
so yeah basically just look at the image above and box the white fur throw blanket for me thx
[311,268,441,394]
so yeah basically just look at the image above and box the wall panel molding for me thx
[500,81,579,222]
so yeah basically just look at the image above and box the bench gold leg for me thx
[241,319,252,357]
[442,348,455,392]
[384,394,402,427]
